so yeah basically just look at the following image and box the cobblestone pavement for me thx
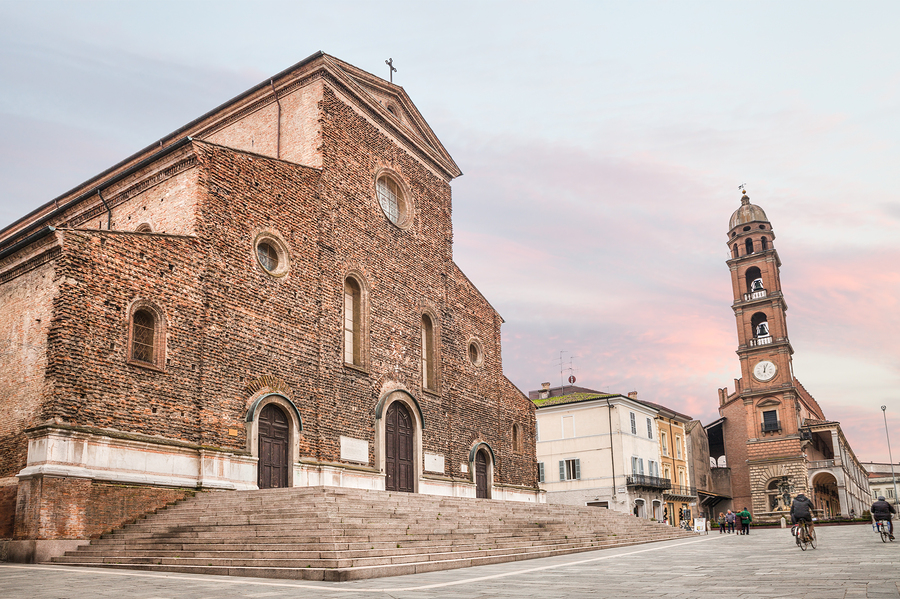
[2,524,898,598]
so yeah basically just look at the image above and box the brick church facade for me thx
[713,191,869,521]
[0,53,539,558]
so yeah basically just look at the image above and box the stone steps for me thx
[51,485,694,580]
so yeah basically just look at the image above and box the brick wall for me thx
[14,477,195,540]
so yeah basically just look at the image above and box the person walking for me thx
[738,507,752,535]
[725,509,736,533]
[718,511,726,534]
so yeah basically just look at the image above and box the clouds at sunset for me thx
[1,1,899,462]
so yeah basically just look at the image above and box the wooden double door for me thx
[385,402,414,493]
[258,404,289,489]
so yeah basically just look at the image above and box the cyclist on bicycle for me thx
[790,492,816,536]
[871,496,896,540]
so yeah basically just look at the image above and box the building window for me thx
[375,171,412,228]
[631,456,645,475]
[512,423,522,452]
[135,223,153,233]
[536,420,540,442]
[127,301,165,370]
[647,417,653,439]
[649,460,659,478]
[745,238,754,255]
[254,231,290,278]
[538,462,545,483]
[467,338,484,366]
[421,313,437,391]
[630,412,636,434]
[343,276,364,366]
[675,435,682,459]
[664,466,671,481]
[762,410,780,432]
[559,458,580,481]
[661,431,669,456]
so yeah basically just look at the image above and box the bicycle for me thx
[792,520,817,550]
[875,520,894,543]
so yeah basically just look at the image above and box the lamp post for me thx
[882,406,900,508]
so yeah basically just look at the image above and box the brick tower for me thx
[716,190,824,518]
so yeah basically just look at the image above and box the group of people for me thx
[717,508,752,534]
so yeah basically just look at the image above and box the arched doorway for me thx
[258,403,289,489]
[385,401,414,492]
[475,449,490,498]
[812,472,840,518]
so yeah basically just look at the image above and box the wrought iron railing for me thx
[626,475,671,490]
[664,484,697,497]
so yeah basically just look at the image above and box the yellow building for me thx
[630,394,695,526]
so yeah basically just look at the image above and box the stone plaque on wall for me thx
[340,436,369,464]
[424,452,445,473]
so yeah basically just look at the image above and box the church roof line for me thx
[1,51,461,248]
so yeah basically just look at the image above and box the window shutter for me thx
[574,459,581,480]
[538,462,545,483]
[630,412,636,434]
[647,418,653,439]
[559,461,566,481]
[639,458,645,475]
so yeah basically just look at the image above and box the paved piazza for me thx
[2,524,898,598]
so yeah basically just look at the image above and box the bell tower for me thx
[726,190,794,406]
[716,189,826,518]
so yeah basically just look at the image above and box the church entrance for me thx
[475,449,489,498]
[385,401,414,492]
[258,403,289,489]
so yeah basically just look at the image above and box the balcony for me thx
[664,484,697,498]
[761,420,781,434]
[809,459,835,469]
[626,475,671,490]
[743,289,767,301]
[749,336,773,347]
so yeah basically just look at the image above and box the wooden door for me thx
[258,404,289,489]
[385,402,414,492]
[475,450,489,498]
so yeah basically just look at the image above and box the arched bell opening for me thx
[745,237,754,255]
[744,266,763,294]
[751,312,769,339]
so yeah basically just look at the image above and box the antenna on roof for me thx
[556,351,567,395]
[385,58,397,83]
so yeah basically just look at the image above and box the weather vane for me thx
[385,58,397,83]
[738,182,747,194]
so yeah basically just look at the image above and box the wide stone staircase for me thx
[51,486,695,581]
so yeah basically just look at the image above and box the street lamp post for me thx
[882,406,900,508]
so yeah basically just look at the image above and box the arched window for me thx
[512,423,523,452]
[745,238,754,255]
[761,236,768,250]
[732,244,739,259]
[421,313,437,391]
[344,277,364,366]
[745,266,763,293]
[128,302,165,370]
[135,223,153,233]
[751,312,769,338]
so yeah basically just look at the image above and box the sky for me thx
[1,1,898,463]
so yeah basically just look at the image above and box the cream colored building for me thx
[533,391,669,520]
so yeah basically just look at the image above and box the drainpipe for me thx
[97,188,112,230]
[607,398,616,504]
[270,79,282,159]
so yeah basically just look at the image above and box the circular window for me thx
[376,172,412,228]
[253,232,290,278]
[467,339,484,366]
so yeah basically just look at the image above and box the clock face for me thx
[753,360,777,381]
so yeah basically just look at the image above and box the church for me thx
[711,191,870,521]
[0,52,539,558]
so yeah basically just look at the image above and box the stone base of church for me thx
[6,425,544,558]
[2,539,90,564]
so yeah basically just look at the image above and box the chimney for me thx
[540,382,551,399]
[627,391,638,399]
